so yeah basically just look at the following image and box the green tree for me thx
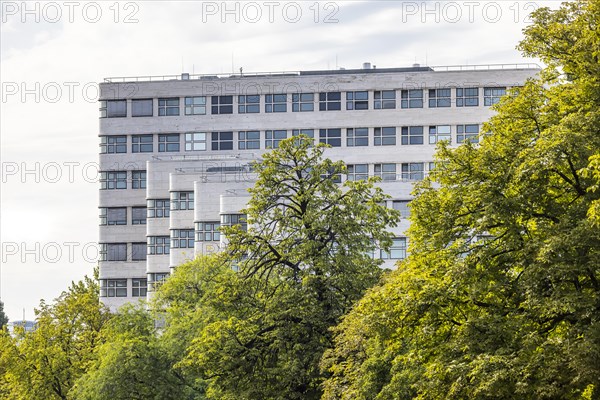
[181,136,399,399]
[71,304,203,400]
[0,301,7,329]
[322,1,600,399]
[0,273,111,400]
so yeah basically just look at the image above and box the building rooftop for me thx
[103,63,541,83]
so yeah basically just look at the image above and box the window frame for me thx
[318,92,341,111]
[292,93,314,112]
[211,131,234,150]
[185,96,207,115]
[131,99,153,117]
[400,89,423,109]
[374,127,396,146]
[158,97,180,116]
[374,90,396,109]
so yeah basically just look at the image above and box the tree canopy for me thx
[321,1,600,399]
[178,136,399,399]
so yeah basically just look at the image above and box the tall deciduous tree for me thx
[181,136,399,399]
[0,273,111,400]
[71,304,203,400]
[322,1,600,399]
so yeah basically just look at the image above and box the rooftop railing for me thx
[103,63,541,83]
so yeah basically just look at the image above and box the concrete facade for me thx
[98,64,539,310]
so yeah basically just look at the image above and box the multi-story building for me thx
[98,63,539,310]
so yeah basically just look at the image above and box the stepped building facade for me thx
[98,63,539,310]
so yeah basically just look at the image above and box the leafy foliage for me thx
[322,1,600,399]
[179,137,399,399]
[0,273,111,400]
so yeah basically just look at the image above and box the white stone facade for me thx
[98,65,539,310]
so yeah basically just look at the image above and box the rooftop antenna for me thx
[240,67,243,77]
[335,54,338,69]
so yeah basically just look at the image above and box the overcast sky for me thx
[0,0,559,321]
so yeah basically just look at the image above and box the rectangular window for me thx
[132,207,146,225]
[185,96,206,115]
[347,164,368,181]
[147,199,170,218]
[132,171,146,189]
[428,88,451,108]
[211,131,234,150]
[484,87,506,106]
[319,92,341,111]
[171,229,195,249]
[457,124,480,143]
[132,99,153,117]
[239,131,260,150]
[401,163,425,181]
[319,128,341,147]
[100,279,127,297]
[375,163,397,181]
[100,243,127,261]
[392,200,411,219]
[265,94,287,113]
[99,207,127,226]
[100,100,127,118]
[346,128,369,147]
[147,236,170,255]
[346,91,369,110]
[195,221,221,242]
[158,134,180,152]
[100,136,127,154]
[292,93,314,112]
[401,89,423,108]
[374,90,396,109]
[401,126,424,145]
[171,191,194,211]
[429,125,451,144]
[292,129,314,139]
[132,278,147,297]
[456,88,479,107]
[148,273,169,291]
[211,96,233,114]
[158,98,180,116]
[265,130,288,149]
[132,134,153,153]
[132,243,147,261]
[221,214,247,231]
[185,132,207,151]
[374,127,396,146]
[238,95,260,113]
[100,171,127,190]
[380,237,407,260]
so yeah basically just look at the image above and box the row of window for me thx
[100,160,433,197]
[100,234,407,264]
[100,278,147,297]
[101,199,411,227]
[100,171,146,190]
[101,199,412,261]
[100,235,407,298]
[100,87,507,118]
[100,124,480,155]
